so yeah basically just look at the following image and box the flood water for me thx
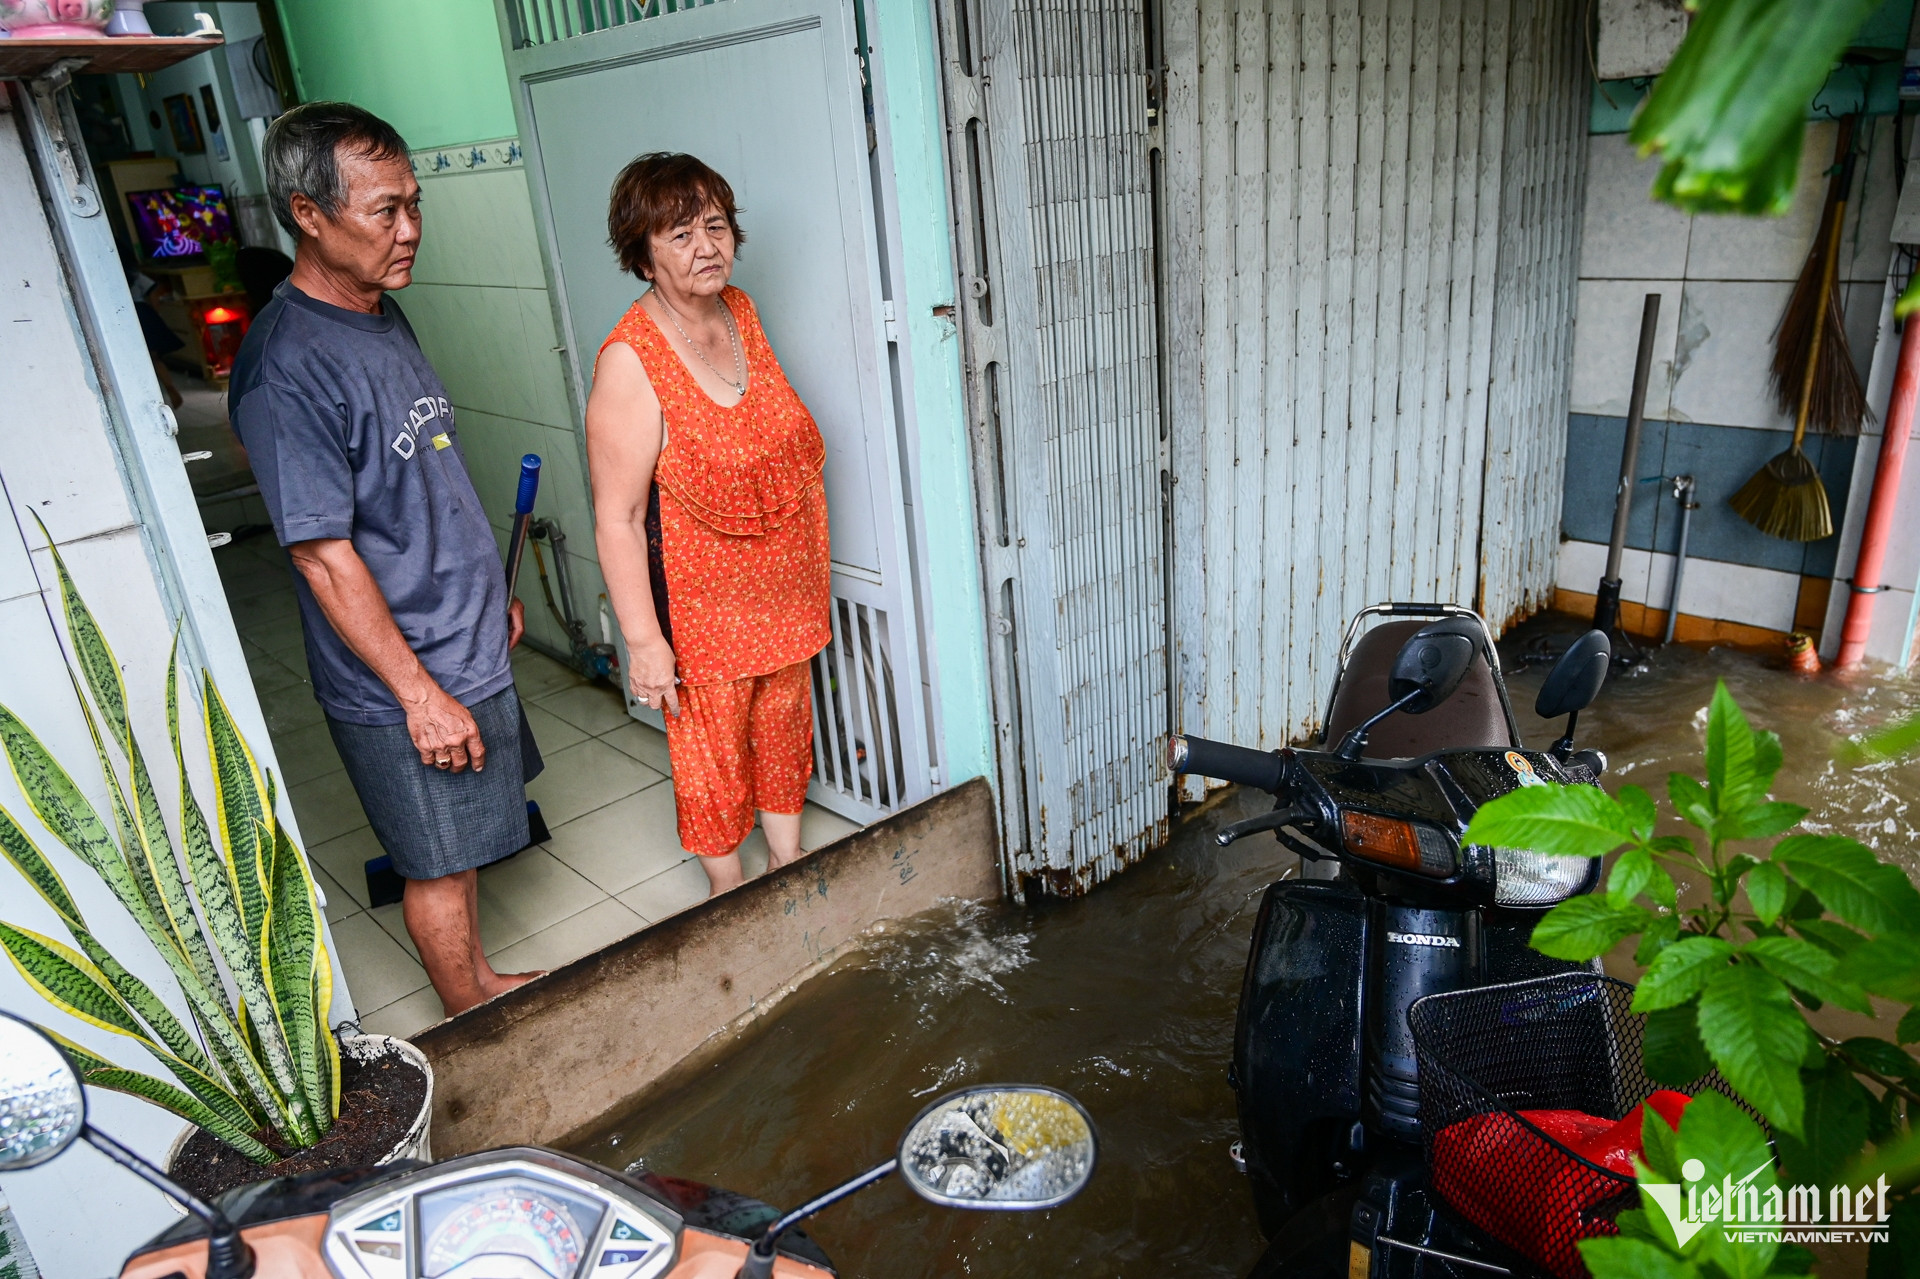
[572,619,1920,1277]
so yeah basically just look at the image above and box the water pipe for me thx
[1662,475,1697,646]
[1838,313,1920,667]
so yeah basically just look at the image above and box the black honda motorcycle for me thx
[1171,604,1614,1278]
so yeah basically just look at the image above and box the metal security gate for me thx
[494,0,935,825]
[936,0,1170,895]
[1161,0,1587,791]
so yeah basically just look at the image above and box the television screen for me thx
[126,185,235,263]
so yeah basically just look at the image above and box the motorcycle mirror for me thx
[0,1011,86,1173]
[897,1085,1097,1211]
[1387,621,1478,714]
[1535,630,1611,720]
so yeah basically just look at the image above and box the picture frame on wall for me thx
[163,93,205,155]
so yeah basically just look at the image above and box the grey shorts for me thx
[326,685,545,881]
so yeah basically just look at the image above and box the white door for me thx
[497,0,932,823]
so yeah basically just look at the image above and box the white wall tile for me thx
[1844,115,1899,285]
[1558,536,1803,634]
[1666,280,1797,430]
[1681,123,1833,283]
[1577,135,1692,280]
[1570,279,1683,417]
[413,168,549,291]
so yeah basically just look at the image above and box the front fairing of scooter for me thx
[119,1153,835,1279]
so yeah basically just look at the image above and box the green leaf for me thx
[1669,773,1715,833]
[38,1027,273,1164]
[67,928,217,1082]
[1642,1101,1683,1182]
[1529,897,1652,961]
[1674,1091,1781,1278]
[1866,1195,1920,1279]
[1637,912,1683,966]
[1611,846,1656,907]
[1578,1236,1699,1279]
[205,673,271,945]
[1841,935,1920,1004]
[1775,834,1920,936]
[0,807,83,928]
[1462,781,1639,860]
[1746,861,1788,926]
[1774,1055,1871,1187]
[1840,1037,1920,1085]
[1719,801,1806,843]
[1793,917,1866,958]
[1706,682,1760,814]
[1636,936,1736,1011]
[1697,962,1815,1135]
[0,702,128,890]
[0,921,146,1040]
[1848,709,1920,762]
[1746,935,1873,1014]
[1619,785,1658,841]
[1645,1001,1714,1086]
[1898,1006,1920,1045]
[267,820,328,1129]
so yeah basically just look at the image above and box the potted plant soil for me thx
[0,527,434,1198]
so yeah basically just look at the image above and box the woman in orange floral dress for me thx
[586,153,831,897]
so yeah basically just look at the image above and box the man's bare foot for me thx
[477,970,546,1001]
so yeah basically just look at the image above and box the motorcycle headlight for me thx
[1490,847,1595,907]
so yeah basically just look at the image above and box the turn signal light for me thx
[1341,811,1456,876]
[202,306,241,325]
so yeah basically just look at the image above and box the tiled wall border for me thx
[410,137,524,178]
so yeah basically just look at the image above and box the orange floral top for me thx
[600,287,831,686]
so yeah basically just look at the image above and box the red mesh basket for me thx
[1408,973,1746,1279]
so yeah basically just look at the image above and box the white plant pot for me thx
[162,1033,434,1212]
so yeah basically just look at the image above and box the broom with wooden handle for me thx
[1731,128,1856,541]
[1768,115,1869,439]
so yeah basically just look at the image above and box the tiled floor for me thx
[211,532,861,1041]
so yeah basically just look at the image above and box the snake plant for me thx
[0,526,337,1164]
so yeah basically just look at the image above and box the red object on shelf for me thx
[191,296,250,380]
[1431,1091,1693,1279]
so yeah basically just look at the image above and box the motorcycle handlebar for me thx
[1168,734,1286,793]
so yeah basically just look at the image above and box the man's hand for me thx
[508,598,525,650]
[289,538,494,772]
[628,634,680,717]
[406,684,486,773]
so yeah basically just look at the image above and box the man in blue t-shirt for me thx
[232,102,542,1018]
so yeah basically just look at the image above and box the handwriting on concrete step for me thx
[782,868,833,917]
[893,844,919,885]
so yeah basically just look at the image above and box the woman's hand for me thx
[629,634,680,716]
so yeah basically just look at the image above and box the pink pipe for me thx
[1839,313,1920,668]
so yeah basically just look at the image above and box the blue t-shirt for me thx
[230,281,512,726]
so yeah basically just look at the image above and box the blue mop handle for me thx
[505,454,541,604]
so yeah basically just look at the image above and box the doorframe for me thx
[488,0,946,825]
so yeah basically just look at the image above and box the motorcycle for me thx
[0,1011,1096,1279]
[1169,603,1615,1278]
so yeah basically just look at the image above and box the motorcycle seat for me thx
[1321,620,1515,758]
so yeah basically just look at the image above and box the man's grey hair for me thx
[264,102,409,236]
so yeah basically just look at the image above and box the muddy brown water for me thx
[572,621,1919,1277]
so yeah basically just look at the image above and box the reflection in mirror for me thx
[0,1011,86,1173]
[897,1086,1095,1211]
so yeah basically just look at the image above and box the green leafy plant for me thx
[1630,0,1882,216]
[0,529,337,1164]
[1464,682,1918,1278]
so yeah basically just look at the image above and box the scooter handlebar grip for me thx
[514,455,542,516]
[1168,734,1286,792]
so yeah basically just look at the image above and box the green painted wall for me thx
[871,0,994,789]
[273,0,517,148]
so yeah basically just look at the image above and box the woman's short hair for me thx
[607,153,745,280]
[263,102,409,236]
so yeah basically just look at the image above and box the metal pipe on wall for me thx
[1838,313,1920,667]
[1662,475,1697,646]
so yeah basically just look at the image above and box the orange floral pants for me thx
[664,660,815,857]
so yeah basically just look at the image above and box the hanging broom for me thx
[1731,119,1863,541]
